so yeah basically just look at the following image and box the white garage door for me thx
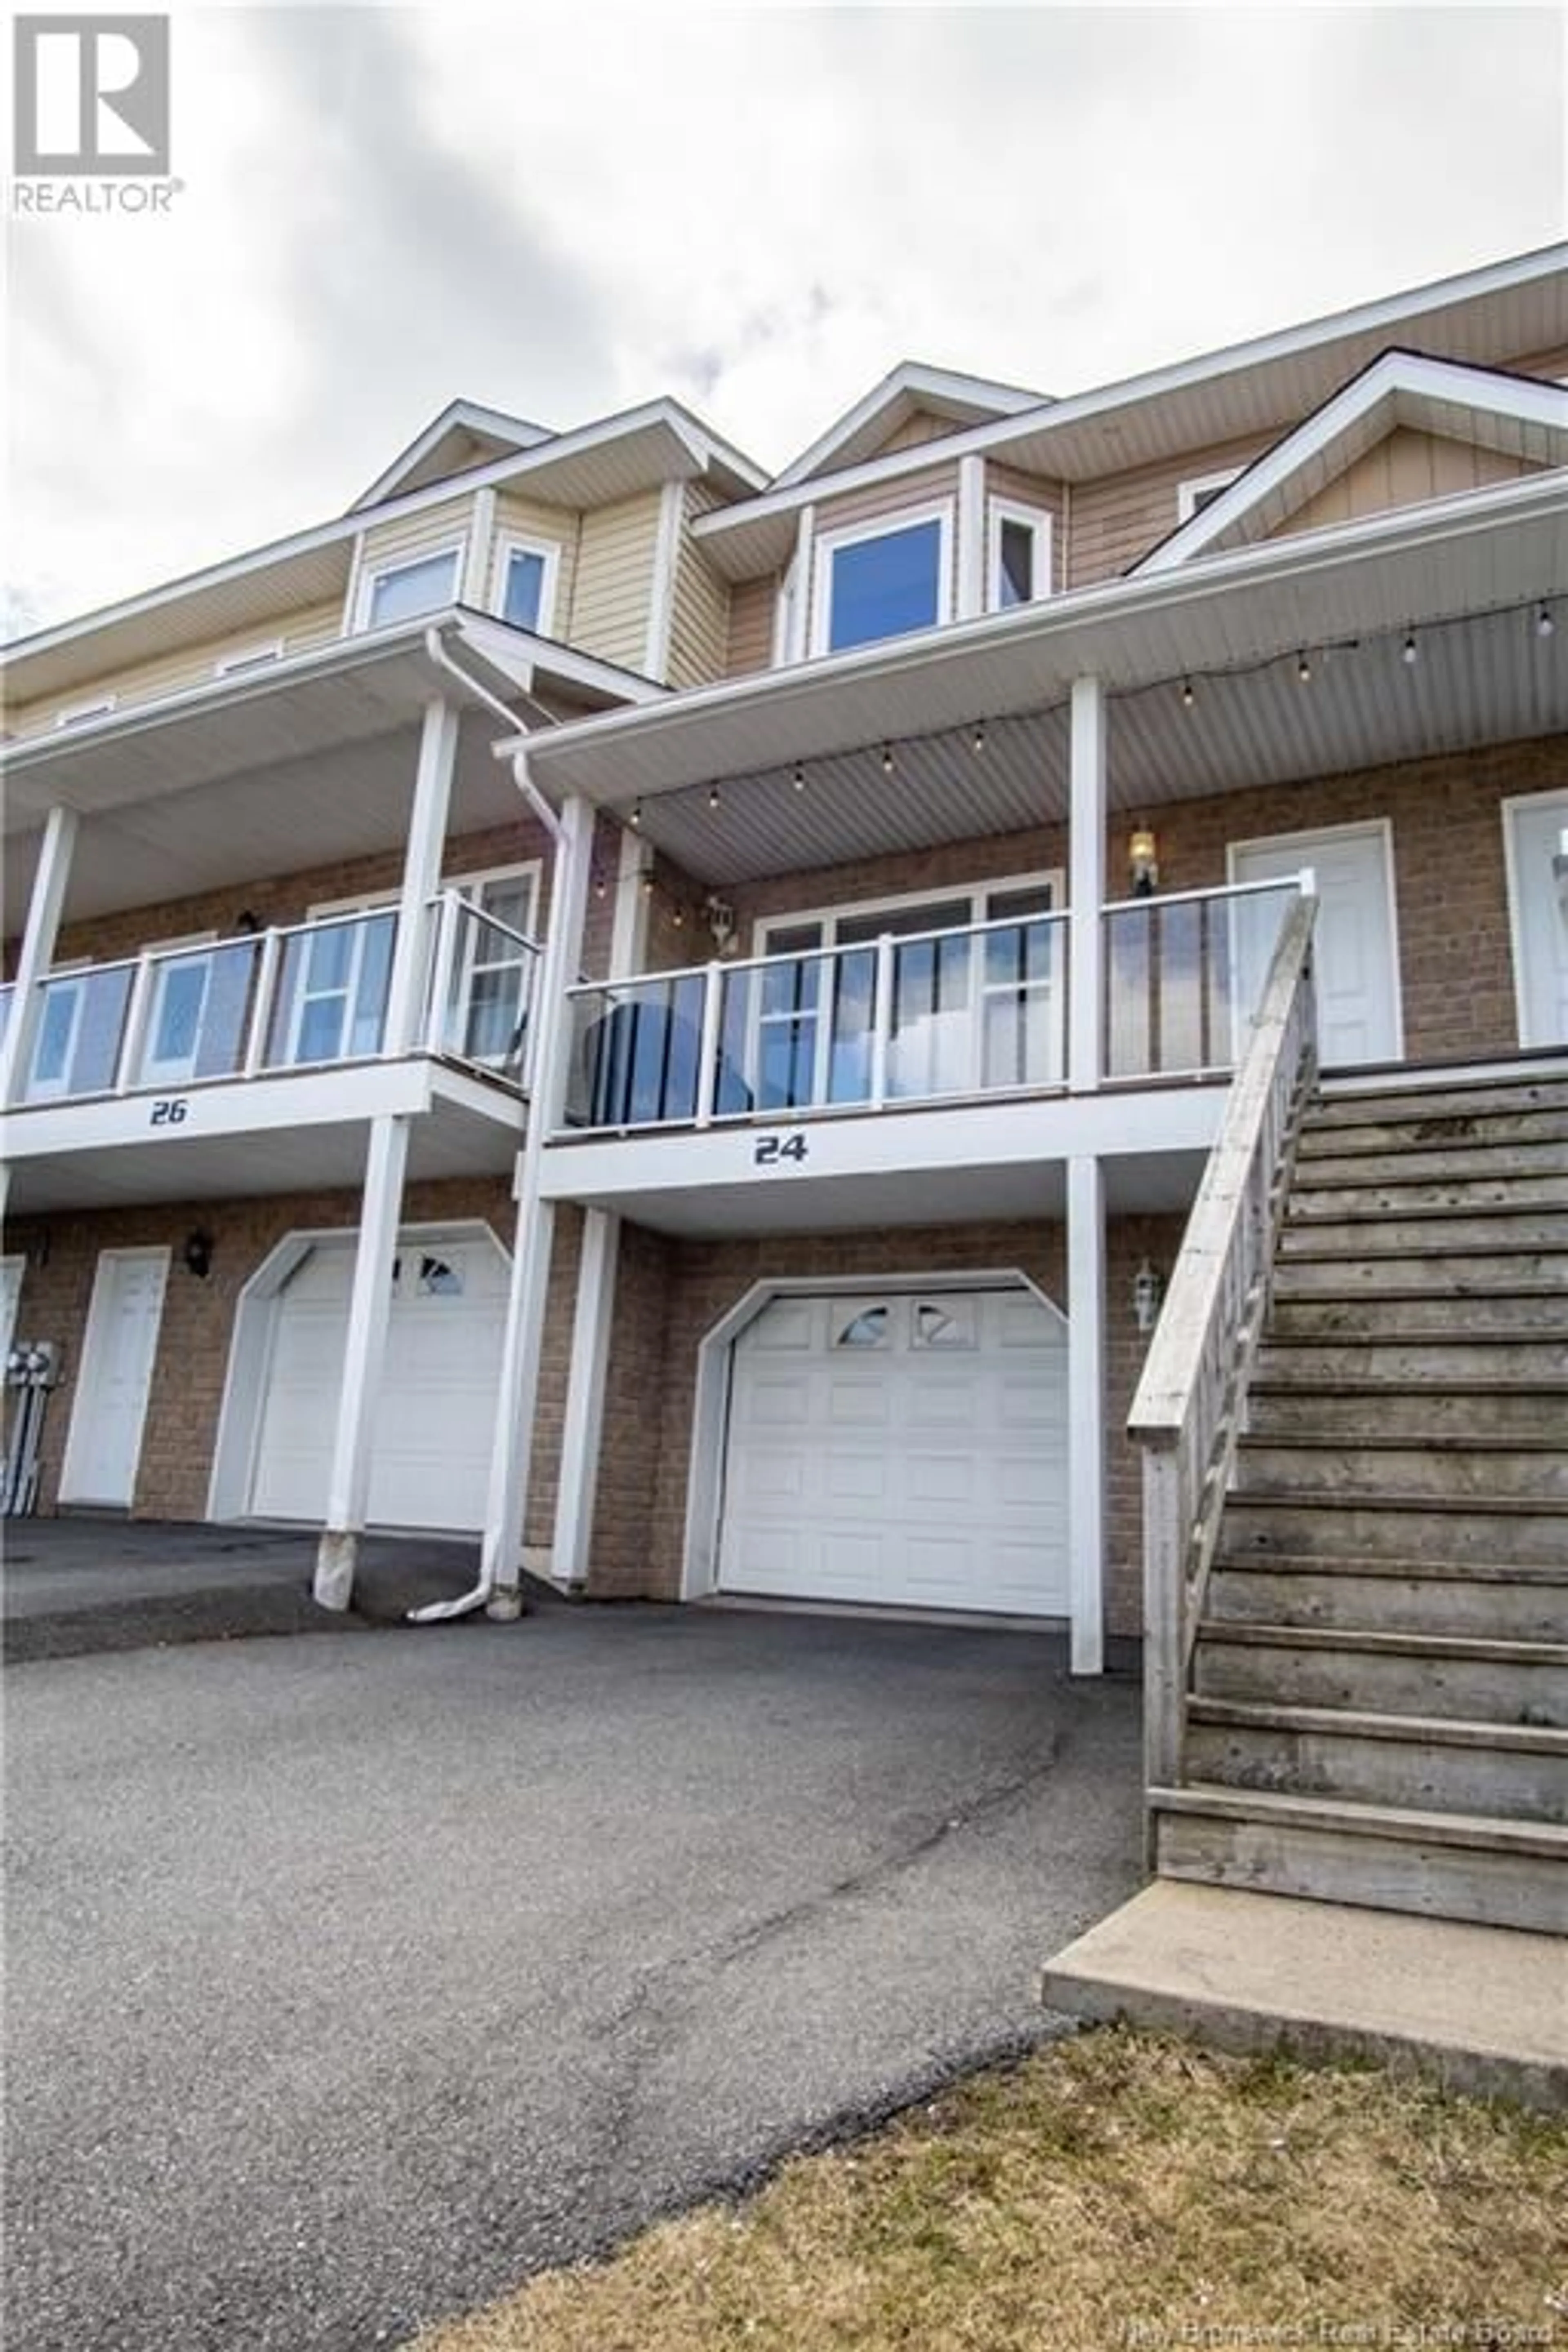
[250,1230,508,1532]
[718,1288,1068,1615]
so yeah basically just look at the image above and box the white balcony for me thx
[3,892,542,1213]
[542,878,1306,1233]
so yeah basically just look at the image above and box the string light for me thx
[641,872,655,898]
[1296,653,1312,684]
[881,744,895,775]
[708,784,721,811]
[1401,633,1418,666]
[1180,680,1195,709]
[1539,606,1556,640]
[793,764,806,792]
[971,722,987,754]
[630,800,642,829]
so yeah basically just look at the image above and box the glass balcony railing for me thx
[9,894,540,1110]
[1102,878,1305,1083]
[564,909,1069,1131]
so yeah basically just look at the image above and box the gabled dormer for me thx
[771,361,1051,488]
[351,401,556,510]
[1136,351,1568,574]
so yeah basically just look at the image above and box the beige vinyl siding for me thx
[869,409,970,460]
[1067,434,1272,586]
[492,489,579,633]
[354,495,474,612]
[6,600,346,739]
[987,462,1066,595]
[726,577,778,677]
[1273,427,1541,539]
[568,488,664,673]
[667,484,733,690]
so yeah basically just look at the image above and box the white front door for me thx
[1505,791,1568,1048]
[247,1229,510,1531]
[1230,822,1402,1066]
[59,1249,170,1507]
[718,1287,1069,1615]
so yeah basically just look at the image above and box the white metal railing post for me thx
[114,953,157,1093]
[424,889,464,1058]
[693,962,723,1128]
[385,696,458,1054]
[243,929,284,1076]
[869,933,895,1109]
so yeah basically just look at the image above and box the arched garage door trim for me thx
[208,1219,510,1526]
[682,1267,1067,1614]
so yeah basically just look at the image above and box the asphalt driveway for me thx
[5,1594,1143,2351]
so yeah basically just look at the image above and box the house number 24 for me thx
[753,1133,808,1168]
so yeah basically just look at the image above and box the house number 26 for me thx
[753,1133,808,1168]
[149,1098,190,1127]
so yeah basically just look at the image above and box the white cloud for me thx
[6,2,1564,635]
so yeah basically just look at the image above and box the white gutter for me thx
[421,623,563,843]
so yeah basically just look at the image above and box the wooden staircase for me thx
[1149,1070,1568,1936]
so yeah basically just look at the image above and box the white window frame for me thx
[139,931,223,1087]
[772,549,801,667]
[750,868,1064,1109]
[309,859,541,929]
[987,497,1053,612]
[53,694,118,730]
[354,542,465,633]
[490,532,560,638]
[213,641,285,679]
[1176,466,1245,523]
[808,500,955,657]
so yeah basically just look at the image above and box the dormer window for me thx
[988,501,1052,611]
[359,546,462,630]
[494,536,559,636]
[812,506,952,655]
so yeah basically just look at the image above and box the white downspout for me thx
[421,623,564,844]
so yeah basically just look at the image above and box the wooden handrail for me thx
[1127,893,1318,1808]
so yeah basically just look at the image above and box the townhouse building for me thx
[3,244,1565,1727]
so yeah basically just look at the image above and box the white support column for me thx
[956,453,986,621]
[784,505,814,664]
[383,696,459,1054]
[0,806,78,1107]
[610,820,652,976]
[1068,673,1107,1095]
[550,1207,621,1588]
[480,786,595,1618]
[1067,1152,1107,1676]
[642,479,684,683]
[313,1112,411,1610]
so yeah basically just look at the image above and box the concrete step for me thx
[1220,1492,1568,1569]
[1267,1291,1568,1337]
[1185,1698,1568,1824]
[1234,1434,1568,1502]
[1039,1882,1568,2111]
[1255,1335,1568,1383]
[1272,1250,1568,1296]
[1192,1621,1568,1727]
[1206,1556,1568,1642]
[1307,1075,1568,1129]
[1150,1785,1568,1934]
[1298,1110,1568,1162]
[1279,1207,1568,1256]
[1290,1173,1568,1218]
[1246,1379,1568,1442]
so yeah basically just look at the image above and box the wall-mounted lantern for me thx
[1129,826,1160,898]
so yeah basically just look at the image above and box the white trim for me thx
[1142,350,1568,573]
[462,486,497,607]
[643,479,685,680]
[309,859,541,929]
[774,360,1047,490]
[808,499,955,658]
[58,1245,170,1508]
[752,866,1064,958]
[608,826,651,978]
[353,543,466,634]
[1226,815,1405,1062]
[207,1217,509,1526]
[1176,467,1244,524]
[987,494,1054,611]
[212,641,284,679]
[550,1207,620,1587]
[490,527,561,637]
[1501,786,1568,1048]
[680,1268,1069,1611]
[53,693,117,728]
[1065,1155,1105,1675]
[956,454,987,622]
[354,401,556,510]
[1068,677,1107,1091]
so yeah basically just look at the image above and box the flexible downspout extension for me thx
[405,759,584,1626]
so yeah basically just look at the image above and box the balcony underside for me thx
[540,1086,1222,1235]
[4,1058,523,1214]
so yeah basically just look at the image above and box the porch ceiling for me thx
[619,599,1567,887]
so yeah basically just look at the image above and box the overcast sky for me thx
[4,2,1564,639]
